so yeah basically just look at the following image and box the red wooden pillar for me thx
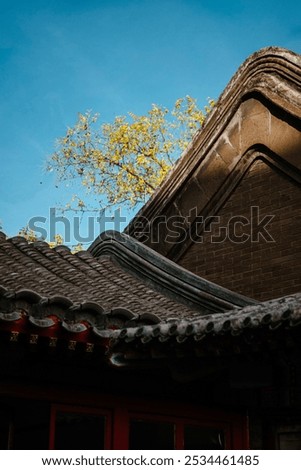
[112,406,129,450]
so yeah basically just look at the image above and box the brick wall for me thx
[178,159,301,301]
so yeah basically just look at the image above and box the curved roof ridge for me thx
[89,230,256,312]
[0,231,246,319]
[126,47,301,232]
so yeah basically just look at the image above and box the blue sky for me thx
[1,0,301,246]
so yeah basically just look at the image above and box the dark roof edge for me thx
[126,47,301,232]
[111,291,301,344]
[89,231,256,312]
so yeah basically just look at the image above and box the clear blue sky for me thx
[1,0,301,246]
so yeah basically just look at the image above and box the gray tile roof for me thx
[0,231,300,363]
[106,292,301,367]
[89,231,254,312]
[111,291,301,343]
[0,230,254,340]
[0,233,196,322]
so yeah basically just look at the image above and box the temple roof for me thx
[0,231,253,335]
[1,47,301,372]
[1,230,300,370]
[108,291,301,347]
[106,291,301,379]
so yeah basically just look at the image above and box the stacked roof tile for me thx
[0,231,254,340]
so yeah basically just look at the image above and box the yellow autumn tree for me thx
[48,96,214,210]
[18,226,83,252]
[18,226,63,247]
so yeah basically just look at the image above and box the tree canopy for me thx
[48,96,214,211]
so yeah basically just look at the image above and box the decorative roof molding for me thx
[125,47,301,258]
[107,292,301,367]
[1,288,300,368]
[89,231,255,312]
[0,284,156,334]
[169,146,301,261]
[114,292,300,342]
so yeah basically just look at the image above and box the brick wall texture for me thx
[178,158,301,301]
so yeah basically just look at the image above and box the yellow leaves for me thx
[18,226,39,242]
[66,127,74,137]
[72,243,83,253]
[162,141,173,152]
[19,225,81,253]
[205,98,216,114]
[137,154,146,165]
[53,234,64,245]
[48,96,214,208]
[174,98,184,109]
[77,199,85,208]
